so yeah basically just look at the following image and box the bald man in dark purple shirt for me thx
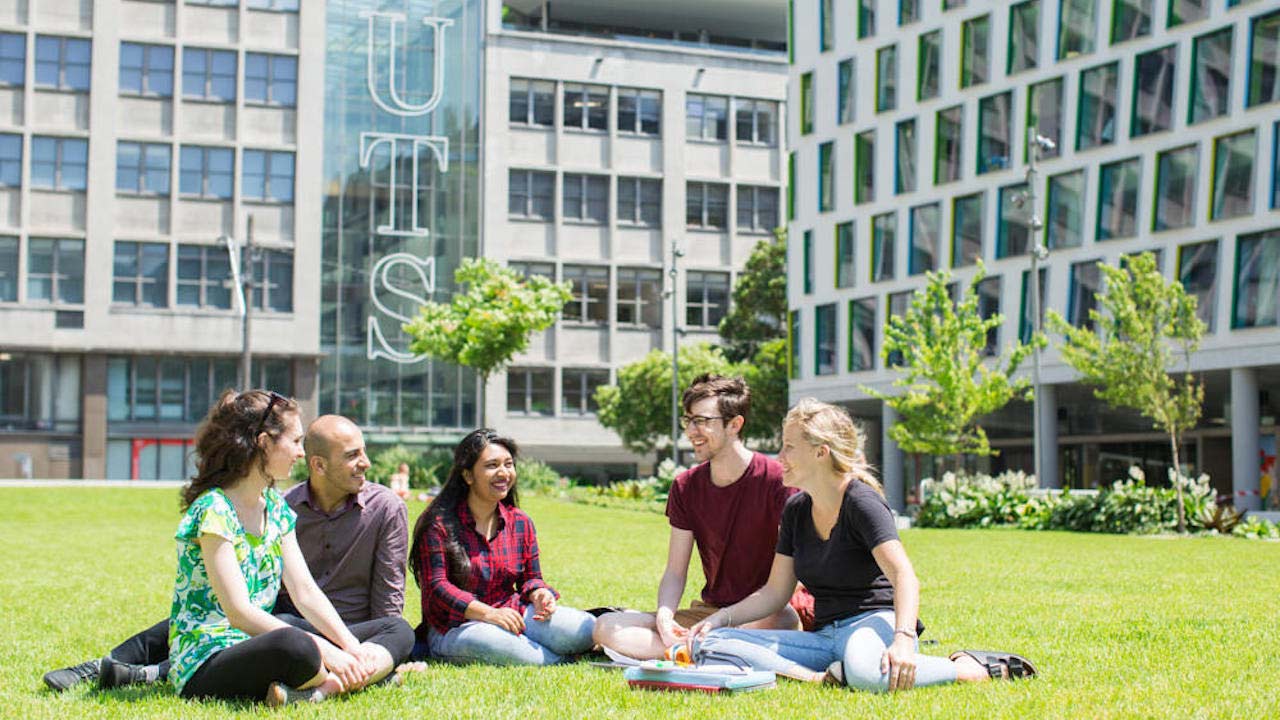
[43,416,415,692]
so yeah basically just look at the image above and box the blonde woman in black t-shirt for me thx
[687,399,1036,691]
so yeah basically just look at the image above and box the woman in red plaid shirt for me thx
[408,429,596,665]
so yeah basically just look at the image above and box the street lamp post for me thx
[223,215,258,391]
[1018,128,1054,487]
[667,240,685,465]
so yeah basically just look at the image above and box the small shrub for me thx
[1232,516,1280,540]
[367,445,451,489]
[518,458,567,496]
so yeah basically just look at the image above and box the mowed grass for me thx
[1,487,1277,720]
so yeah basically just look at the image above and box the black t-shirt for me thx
[776,480,899,630]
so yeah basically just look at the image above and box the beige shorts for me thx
[672,599,720,627]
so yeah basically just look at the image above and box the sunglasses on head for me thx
[255,391,287,435]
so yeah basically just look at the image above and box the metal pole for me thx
[1025,128,1047,486]
[669,240,684,464]
[240,215,255,390]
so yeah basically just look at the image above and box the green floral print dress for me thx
[167,487,296,693]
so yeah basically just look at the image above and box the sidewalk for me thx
[0,479,185,488]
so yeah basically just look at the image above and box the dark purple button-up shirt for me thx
[275,480,408,624]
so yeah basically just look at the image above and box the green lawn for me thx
[2,487,1276,719]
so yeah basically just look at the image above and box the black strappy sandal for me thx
[950,650,1038,680]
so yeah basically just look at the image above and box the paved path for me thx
[0,479,185,488]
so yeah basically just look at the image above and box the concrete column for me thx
[1038,383,1060,488]
[1231,367,1261,511]
[881,402,905,512]
[81,355,107,480]
[292,357,318,425]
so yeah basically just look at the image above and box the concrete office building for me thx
[787,0,1280,512]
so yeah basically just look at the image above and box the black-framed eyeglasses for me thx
[255,391,287,435]
[680,414,726,430]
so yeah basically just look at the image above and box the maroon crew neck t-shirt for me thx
[665,452,793,607]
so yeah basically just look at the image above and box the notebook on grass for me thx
[623,660,776,694]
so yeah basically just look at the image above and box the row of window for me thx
[107,354,293,424]
[510,262,730,330]
[0,133,294,200]
[794,228,1280,379]
[802,123,1279,292]
[185,0,299,9]
[508,170,780,231]
[0,353,79,432]
[0,33,298,106]
[510,78,779,145]
[802,8,1280,135]
[506,367,610,417]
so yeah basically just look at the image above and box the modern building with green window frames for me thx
[787,0,1280,518]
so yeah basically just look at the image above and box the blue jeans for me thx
[696,609,957,692]
[427,605,596,666]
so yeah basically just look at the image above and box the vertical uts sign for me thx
[362,10,453,364]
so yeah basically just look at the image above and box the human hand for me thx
[485,606,526,635]
[684,612,724,658]
[530,589,558,621]
[317,640,367,692]
[655,607,688,647]
[881,634,917,691]
[351,643,383,680]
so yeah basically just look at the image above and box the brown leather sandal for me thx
[950,650,1038,679]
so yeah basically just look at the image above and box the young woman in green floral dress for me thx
[169,390,393,705]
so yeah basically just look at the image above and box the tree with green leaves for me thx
[718,228,787,364]
[1047,252,1205,532]
[595,343,740,454]
[865,264,1039,468]
[404,259,571,417]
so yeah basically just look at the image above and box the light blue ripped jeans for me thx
[695,609,957,692]
[427,605,596,666]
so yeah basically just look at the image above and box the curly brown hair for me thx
[180,389,299,510]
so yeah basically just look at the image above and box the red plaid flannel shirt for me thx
[420,501,557,634]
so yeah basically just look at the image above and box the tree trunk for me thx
[1169,433,1186,533]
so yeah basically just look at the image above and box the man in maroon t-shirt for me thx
[594,374,801,660]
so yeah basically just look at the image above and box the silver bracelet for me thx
[894,628,917,639]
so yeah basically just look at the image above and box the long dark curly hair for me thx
[409,429,520,591]
[181,389,299,511]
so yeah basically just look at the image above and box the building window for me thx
[802,230,814,294]
[247,0,300,10]
[1047,170,1085,249]
[686,271,730,328]
[1190,28,1232,124]
[859,0,877,38]
[815,303,837,376]
[0,354,81,432]
[735,99,777,146]
[1077,62,1118,151]
[1274,122,1280,210]
[1068,260,1101,329]
[1211,130,1256,221]
[1178,239,1218,331]
[944,0,966,8]
[976,275,1001,354]
[617,177,661,227]
[1111,0,1151,43]
[242,149,294,203]
[838,59,856,124]
[508,261,554,281]
[952,193,983,268]
[562,265,608,323]
[855,130,875,204]
[1248,11,1280,108]
[835,221,855,288]
[179,146,233,199]
[562,173,608,224]
[1154,145,1199,231]
[978,92,1011,173]
[250,250,292,313]
[1168,0,1207,27]
[818,142,834,212]
[244,52,297,106]
[1058,0,1097,59]
[0,235,17,301]
[119,42,173,97]
[909,203,940,276]
[1132,45,1175,137]
[1009,1,1040,75]
[176,244,232,309]
[820,0,834,50]
[509,78,554,127]
[508,169,555,220]
[562,369,608,416]
[616,268,661,327]
[872,212,896,282]
[900,0,920,25]
[738,185,779,232]
[27,237,83,304]
[563,83,607,131]
[876,45,897,112]
[117,140,171,193]
[895,119,916,194]
[112,241,168,307]
[1232,229,1280,328]
[958,15,990,89]
[182,48,236,102]
[848,297,876,372]
[788,152,796,220]
[686,181,728,229]
[688,93,729,140]
[618,87,661,136]
[799,74,814,135]
[918,30,941,100]
[0,33,24,87]
[34,36,90,92]
[0,133,21,187]
[886,292,910,366]
[31,137,88,191]
[1019,267,1048,342]
[1097,157,1140,240]
[507,367,553,416]
[1027,78,1063,161]
[998,183,1030,258]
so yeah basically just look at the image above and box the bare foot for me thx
[396,661,429,674]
